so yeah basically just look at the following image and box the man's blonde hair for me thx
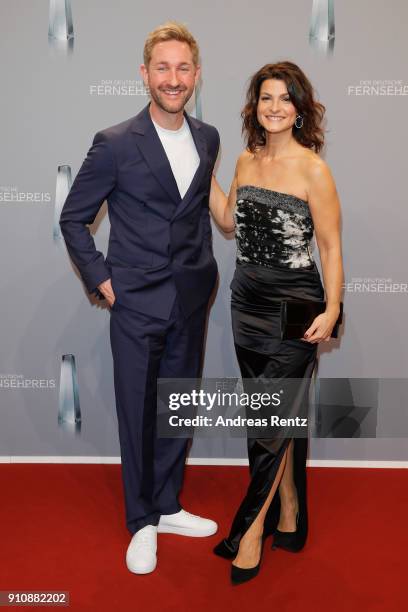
[143,21,200,67]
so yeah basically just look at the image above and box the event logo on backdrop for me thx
[0,374,56,389]
[343,277,408,294]
[89,80,149,96]
[58,354,81,434]
[0,186,51,203]
[309,0,335,55]
[48,0,74,54]
[347,80,408,96]
[53,165,72,241]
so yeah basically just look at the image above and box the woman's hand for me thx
[302,307,340,343]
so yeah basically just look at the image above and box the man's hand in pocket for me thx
[98,278,116,308]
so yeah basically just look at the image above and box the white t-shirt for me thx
[152,118,200,199]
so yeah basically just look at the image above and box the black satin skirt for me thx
[214,261,324,558]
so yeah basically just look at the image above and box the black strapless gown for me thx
[214,185,324,557]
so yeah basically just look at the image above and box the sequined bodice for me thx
[235,185,315,269]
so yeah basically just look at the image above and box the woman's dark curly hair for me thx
[242,61,326,153]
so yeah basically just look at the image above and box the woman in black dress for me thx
[209,61,343,585]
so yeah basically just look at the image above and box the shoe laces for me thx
[137,528,156,546]
[180,510,199,520]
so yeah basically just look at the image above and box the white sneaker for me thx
[126,525,157,574]
[157,509,218,537]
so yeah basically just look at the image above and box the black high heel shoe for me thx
[213,539,237,560]
[272,511,306,552]
[230,534,267,586]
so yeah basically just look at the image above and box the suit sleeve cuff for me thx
[81,258,111,296]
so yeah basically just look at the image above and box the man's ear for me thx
[140,63,149,86]
[194,64,201,86]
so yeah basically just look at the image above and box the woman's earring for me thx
[295,115,304,129]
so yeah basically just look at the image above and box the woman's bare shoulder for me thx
[236,148,254,168]
[300,149,332,182]
[301,151,338,203]
[301,149,329,174]
[234,149,254,180]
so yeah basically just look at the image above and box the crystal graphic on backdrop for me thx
[48,0,74,54]
[309,0,335,55]
[53,165,72,241]
[312,378,378,438]
[187,85,202,121]
[58,354,81,434]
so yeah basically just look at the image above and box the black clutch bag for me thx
[280,300,343,340]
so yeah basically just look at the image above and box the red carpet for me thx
[1,464,406,611]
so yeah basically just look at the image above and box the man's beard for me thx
[150,86,194,114]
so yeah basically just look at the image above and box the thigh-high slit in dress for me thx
[214,184,324,558]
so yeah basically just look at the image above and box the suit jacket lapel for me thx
[171,112,209,220]
[131,105,181,205]
[130,104,209,214]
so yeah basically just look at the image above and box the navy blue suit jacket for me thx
[60,104,220,319]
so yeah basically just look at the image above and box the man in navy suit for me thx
[60,22,219,574]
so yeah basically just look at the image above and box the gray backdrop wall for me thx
[1,0,407,463]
